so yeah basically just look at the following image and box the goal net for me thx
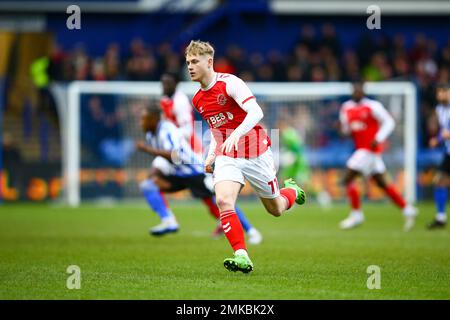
[62,81,416,206]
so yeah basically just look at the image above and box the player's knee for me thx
[215,195,235,211]
[437,179,447,187]
[373,176,386,189]
[265,203,282,217]
[434,173,446,187]
[268,207,282,217]
[343,176,353,186]
[139,179,159,193]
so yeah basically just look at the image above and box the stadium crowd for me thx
[48,24,450,148]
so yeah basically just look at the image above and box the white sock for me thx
[351,210,363,219]
[235,249,248,257]
[162,215,178,225]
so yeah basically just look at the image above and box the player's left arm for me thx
[339,106,350,136]
[370,101,395,148]
[221,76,264,153]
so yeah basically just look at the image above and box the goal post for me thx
[65,81,417,207]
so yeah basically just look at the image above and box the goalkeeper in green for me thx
[280,126,311,184]
[279,122,331,208]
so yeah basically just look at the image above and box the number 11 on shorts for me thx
[268,177,279,195]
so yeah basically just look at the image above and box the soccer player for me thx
[158,71,263,241]
[159,72,202,154]
[137,106,262,244]
[185,40,306,273]
[427,84,450,229]
[339,81,417,231]
[278,121,331,208]
[279,122,310,185]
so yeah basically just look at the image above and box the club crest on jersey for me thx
[217,94,227,106]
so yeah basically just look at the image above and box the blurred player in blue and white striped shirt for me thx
[428,84,450,229]
[136,106,262,243]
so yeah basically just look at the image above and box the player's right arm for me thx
[205,131,217,173]
[136,140,174,162]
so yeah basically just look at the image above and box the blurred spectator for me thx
[357,33,377,67]
[126,38,158,81]
[104,43,122,80]
[267,50,286,81]
[320,23,340,56]
[362,52,390,81]
[342,50,360,82]
[91,58,106,81]
[72,44,90,80]
[410,33,429,63]
[54,25,449,150]
[291,43,310,73]
[439,40,450,69]
[286,64,304,82]
[48,41,68,81]
[392,34,406,52]
[392,53,410,79]
[226,45,250,71]
[238,70,255,82]
[310,65,327,82]
[214,56,236,74]
[297,24,318,52]
[256,64,274,82]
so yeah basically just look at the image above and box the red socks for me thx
[202,197,220,219]
[346,183,406,209]
[280,188,297,210]
[385,185,406,209]
[347,183,361,210]
[220,210,246,252]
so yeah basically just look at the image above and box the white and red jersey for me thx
[340,97,395,154]
[160,89,202,153]
[192,72,271,159]
[160,89,193,138]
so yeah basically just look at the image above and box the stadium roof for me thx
[0,0,449,15]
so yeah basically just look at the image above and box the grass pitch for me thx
[0,202,449,299]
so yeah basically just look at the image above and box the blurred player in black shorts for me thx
[136,106,262,243]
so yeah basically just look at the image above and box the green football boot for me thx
[223,253,254,274]
[283,178,306,205]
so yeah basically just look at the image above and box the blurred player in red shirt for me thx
[339,81,417,231]
[185,40,306,273]
[160,72,202,154]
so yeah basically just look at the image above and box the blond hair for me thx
[185,40,215,57]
